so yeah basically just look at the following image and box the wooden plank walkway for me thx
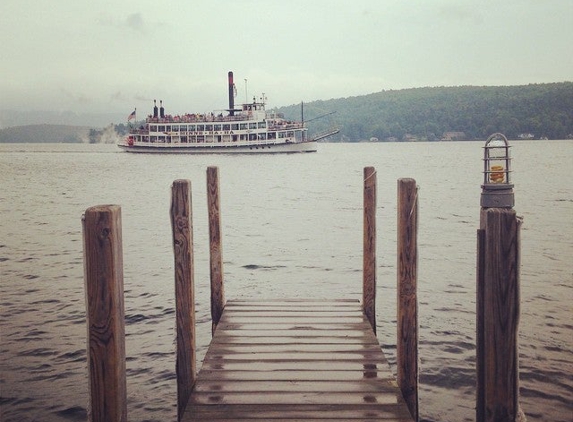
[181,299,414,421]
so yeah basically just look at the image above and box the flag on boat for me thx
[128,109,136,121]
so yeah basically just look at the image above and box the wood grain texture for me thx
[476,227,486,422]
[207,166,225,335]
[171,179,197,420]
[363,166,377,334]
[478,208,521,422]
[181,299,413,421]
[82,205,127,422]
[397,179,418,421]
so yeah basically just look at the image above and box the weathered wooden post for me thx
[170,180,196,421]
[82,205,127,422]
[207,166,225,335]
[397,178,419,422]
[477,133,524,422]
[363,166,377,333]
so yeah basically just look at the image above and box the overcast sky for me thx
[2,0,572,116]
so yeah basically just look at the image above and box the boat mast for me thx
[301,102,305,142]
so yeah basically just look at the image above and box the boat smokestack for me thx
[153,99,158,118]
[228,71,235,116]
[160,100,164,118]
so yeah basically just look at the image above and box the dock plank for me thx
[181,299,413,421]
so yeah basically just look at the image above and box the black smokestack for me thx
[160,100,164,118]
[228,71,235,116]
[153,99,158,118]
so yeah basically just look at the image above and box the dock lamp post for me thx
[480,132,514,208]
[477,133,525,422]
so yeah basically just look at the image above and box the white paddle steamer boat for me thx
[119,72,337,154]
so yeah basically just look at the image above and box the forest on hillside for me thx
[279,82,573,141]
[2,83,572,143]
[0,123,130,144]
[0,124,90,143]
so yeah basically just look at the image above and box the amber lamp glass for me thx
[481,133,514,208]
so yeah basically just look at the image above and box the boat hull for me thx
[118,140,317,154]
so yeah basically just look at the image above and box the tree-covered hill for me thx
[0,124,90,143]
[279,82,573,141]
[0,123,132,144]
[2,83,571,143]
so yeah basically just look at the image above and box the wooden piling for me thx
[397,178,419,422]
[170,180,196,421]
[477,208,521,422]
[363,166,377,333]
[82,205,127,422]
[207,166,225,335]
[476,227,486,422]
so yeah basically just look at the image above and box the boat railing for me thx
[146,113,260,124]
[126,136,310,148]
[267,123,304,131]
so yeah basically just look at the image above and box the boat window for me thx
[214,124,222,131]
[205,124,213,131]
[259,133,267,140]
[158,126,165,132]
[278,132,286,138]
[223,124,231,131]
[231,124,239,130]
[197,125,204,131]
[189,125,196,132]
[150,125,157,132]
[249,123,257,130]
[287,131,294,137]
[165,126,171,132]
[258,122,266,129]
[240,123,247,130]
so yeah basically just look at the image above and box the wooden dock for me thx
[82,164,526,422]
[82,168,420,422]
[181,299,413,421]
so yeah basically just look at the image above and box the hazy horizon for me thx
[2,0,572,118]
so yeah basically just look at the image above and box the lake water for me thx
[0,141,571,422]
